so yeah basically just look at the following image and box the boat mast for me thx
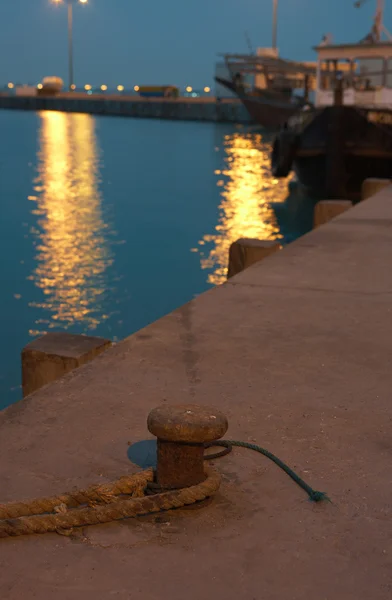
[373,0,385,40]
[354,0,392,41]
[272,0,278,50]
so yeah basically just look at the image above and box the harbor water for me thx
[0,110,313,408]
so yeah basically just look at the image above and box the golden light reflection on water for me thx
[197,131,292,285]
[28,111,113,335]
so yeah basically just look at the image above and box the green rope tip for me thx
[204,439,331,505]
[308,490,331,503]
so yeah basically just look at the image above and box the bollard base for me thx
[156,440,206,489]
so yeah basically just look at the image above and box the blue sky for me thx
[0,0,388,89]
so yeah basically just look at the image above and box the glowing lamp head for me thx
[134,85,140,92]
[101,85,107,91]
[186,86,192,93]
[8,82,14,89]
[204,86,211,93]
[117,85,124,92]
[84,84,92,91]
[37,83,43,90]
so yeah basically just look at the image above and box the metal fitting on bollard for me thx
[147,404,228,489]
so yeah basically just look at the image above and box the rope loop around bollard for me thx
[203,442,232,460]
[0,467,221,539]
[0,438,330,538]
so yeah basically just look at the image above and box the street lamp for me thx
[52,0,88,92]
[272,0,278,50]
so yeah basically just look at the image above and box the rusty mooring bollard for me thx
[147,404,228,489]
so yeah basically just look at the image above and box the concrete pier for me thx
[0,93,251,123]
[1,187,392,599]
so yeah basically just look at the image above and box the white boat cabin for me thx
[314,41,392,108]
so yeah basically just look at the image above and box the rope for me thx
[205,440,330,503]
[0,467,220,538]
[0,470,154,520]
[0,437,329,538]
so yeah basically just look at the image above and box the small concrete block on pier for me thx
[313,200,353,228]
[21,332,112,397]
[361,178,392,201]
[227,238,281,279]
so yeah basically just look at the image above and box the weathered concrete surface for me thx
[22,333,112,397]
[1,189,392,599]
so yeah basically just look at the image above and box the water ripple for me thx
[197,130,292,285]
[28,111,115,334]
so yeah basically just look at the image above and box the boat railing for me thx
[316,86,392,107]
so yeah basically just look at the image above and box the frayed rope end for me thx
[309,490,331,503]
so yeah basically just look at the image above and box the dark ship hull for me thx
[215,76,307,130]
[272,106,392,201]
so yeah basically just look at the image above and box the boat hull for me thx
[280,106,392,201]
[240,95,304,130]
[294,154,392,201]
[215,76,305,130]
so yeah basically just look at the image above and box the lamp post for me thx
[272,0,278,50]
[53,0,88,91]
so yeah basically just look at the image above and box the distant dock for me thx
[0,93,251,123]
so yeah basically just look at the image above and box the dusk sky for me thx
[0,0,388,89]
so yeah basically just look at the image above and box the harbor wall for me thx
[0,187,392,598]
[0,93,251,123]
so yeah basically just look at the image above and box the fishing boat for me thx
[215,0,318,128]
[215,52,315,129]
[271,0,392,201]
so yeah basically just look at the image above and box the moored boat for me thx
[271,1,392,201]
[215,0,319,129]
[215,52,315,129]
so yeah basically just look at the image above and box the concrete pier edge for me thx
[0,94,251,123]
[1,185,392,599]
